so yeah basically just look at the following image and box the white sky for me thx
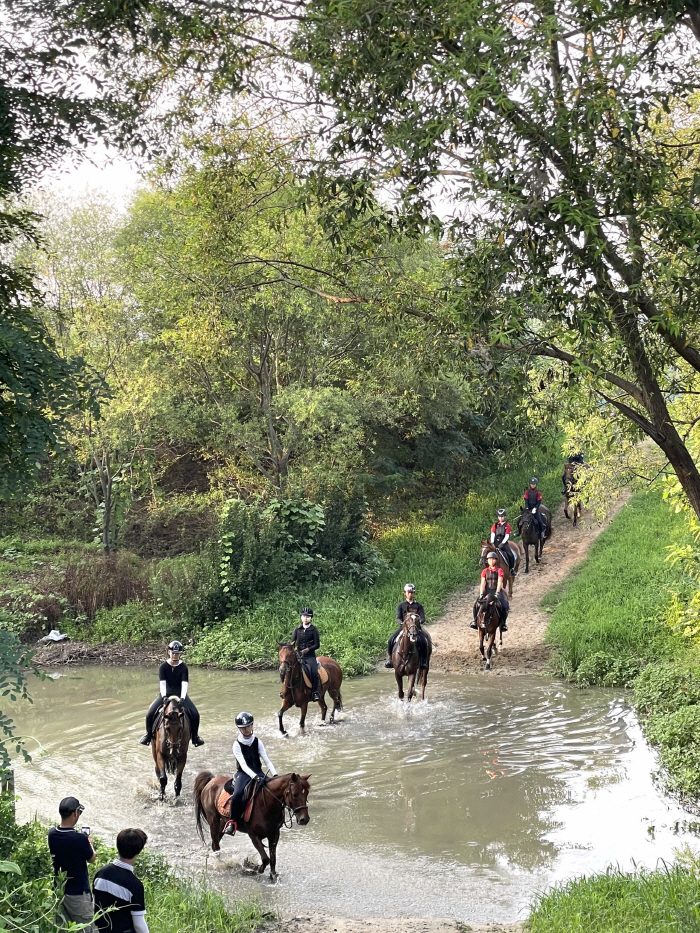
[37,144,145,208]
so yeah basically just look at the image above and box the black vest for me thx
[484,567,500,592]
[236,737,262,775]
[525,489,539,509]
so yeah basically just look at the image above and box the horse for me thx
[391,609,433,701]
[193,770,310,881]
[563,462,582,526]
[516,503,552,573]
[479,540,521,597]
[152,696,190,800]
[277,644,343,735]
[475,593,503,671]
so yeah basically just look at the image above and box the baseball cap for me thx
[58,796,84,816]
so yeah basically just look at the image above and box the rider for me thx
[139,640,205,747]
[223,711,278,836]
[385,583,429,670]
[490,508,515,576]
[523,476,546,539]
[471,552,509,632]
[288,608,321,702]
[562,452,585,490]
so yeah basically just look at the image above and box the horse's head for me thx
[163,697,186,745]
[285,772,311,825]
[278,643,297,690]
[403,610,422,642]
[476,594,498,629]
[479,540,490,568]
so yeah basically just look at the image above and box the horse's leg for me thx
[278,695,293,735]
[248,832,270,875]
[524,542,529,573]
[210,817,221,852]
[420,666,429,701]
[485,631,496,671]
[174,756,186,798]
[299,700,309,728]
[318,690,328,722]
[329,687,339,724]
[407,669,417,702]
[395,668,404,700]
[268,826,280,882]
[479,628,485,662]
[154,749,167,800]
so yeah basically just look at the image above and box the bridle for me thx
[279,647,302,695]
[262,777,309,829]
[477,594,498,630]
[163,700,186,753]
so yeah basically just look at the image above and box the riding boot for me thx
[192,735,205,747]
[139,733,152,746]
[500,612,509,633]
[384,658,393,668]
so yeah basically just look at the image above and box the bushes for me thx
[61,551,150,620]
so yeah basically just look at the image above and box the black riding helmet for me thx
[168,640,184,652]
[497,508,507,518]
[300,607,313,618]
[529,476,539,486]
[235,711,254,728]
[487,551,498,560]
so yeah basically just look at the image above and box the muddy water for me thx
[13,667,696,924]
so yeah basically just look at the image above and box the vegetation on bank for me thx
[0,793,266,933]
[543,487,700,799]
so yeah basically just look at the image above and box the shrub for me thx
[149,553,210,621]
[646,705,700,749]
[572,652,642,688]
[61,550,150,620]
[88,601,171,645]
[633,662,700,717]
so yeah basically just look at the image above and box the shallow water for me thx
[13,667,697,923]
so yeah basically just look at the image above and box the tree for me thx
[295,0,700,517]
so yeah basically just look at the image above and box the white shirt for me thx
[232,732,277,779]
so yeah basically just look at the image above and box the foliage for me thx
[0,632,40,769]
[529,862,700,933]
[296,0,700,519]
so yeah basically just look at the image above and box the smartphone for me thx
[82,827,90,836]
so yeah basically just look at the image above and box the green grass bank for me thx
[188,459,562,674]
[0,794,267,933]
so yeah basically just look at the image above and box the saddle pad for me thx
[216,788,232,817]
[302,663,328,689]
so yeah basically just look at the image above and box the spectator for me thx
[93,828,149,933]
[47,795,97,932]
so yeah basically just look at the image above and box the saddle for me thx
[302,663,329,690]
[216,778,262,822]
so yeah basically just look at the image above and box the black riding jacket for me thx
[396,600,425,624]
[290,624,320,657]
[159,660,188,697]
[235,736,263,775]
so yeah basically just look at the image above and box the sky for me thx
[36,144,145,209]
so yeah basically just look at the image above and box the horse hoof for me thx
[270,873,278,884]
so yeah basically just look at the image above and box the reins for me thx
[262,779,305,829]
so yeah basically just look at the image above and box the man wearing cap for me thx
[48,796,96,931]
[385,584,429,669]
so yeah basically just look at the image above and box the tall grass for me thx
[191,456,563,674]
[529,863,700,933]
[544,488,690,685]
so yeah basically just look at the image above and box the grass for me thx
[529,861,700,933]
[544,488,690,686]
[190,455,564,674]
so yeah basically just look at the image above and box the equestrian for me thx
[139,640,204,747]
[385,583,429,670]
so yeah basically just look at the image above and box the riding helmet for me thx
[235,711,254,728]
[497,508,507,518]
[404,583,416,593]
[530,476,538,485]
[300,607,313,618]
[168,640,185,652]
[487,551,498,560]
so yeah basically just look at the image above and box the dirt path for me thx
[265,918,523,933]
[428,498,628,675]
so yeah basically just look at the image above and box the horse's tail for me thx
[193,770,214,842]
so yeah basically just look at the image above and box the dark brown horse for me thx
[563,462,582,526]
[152,696,190,800]
[479,540,521,597]
[516,503,552,573]
[475,593,502,671]
[391,610,432,701]
[277,645,343,735]
[194,770,310,882]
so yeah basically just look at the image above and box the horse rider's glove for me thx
[531,507,537,513]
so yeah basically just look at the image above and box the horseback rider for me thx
[562,452,585,491]
[288,608,321,702]
[139,641,205,747]
[523,476,546,539]
[490,508,516,576]
[223,711,278,836]
[471,552,509,632]
[385,584,429,670]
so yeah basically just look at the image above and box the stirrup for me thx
[223,820,237,836]
[139,734,151,746]
[470,621,478,630]
[384,660,393,668]
[311,692,320,701]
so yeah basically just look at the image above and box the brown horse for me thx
[193,770,310,881]
[516,503,552,573]
[479,540,521,597]
[277,645,343,735]
[475,593,502,671]
[563,463,582,526]
[152,696,190,800]
[392,610,432,701]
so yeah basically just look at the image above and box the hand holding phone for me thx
[82,826,91,836]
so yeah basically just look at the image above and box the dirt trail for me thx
[269,499,629,933]
[428,497,629,675]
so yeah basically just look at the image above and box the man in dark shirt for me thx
[139,640,204,746]
[385,583,429,669]
[48,795,96,931]
[289,607,321,700]
[93,828,149,933]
